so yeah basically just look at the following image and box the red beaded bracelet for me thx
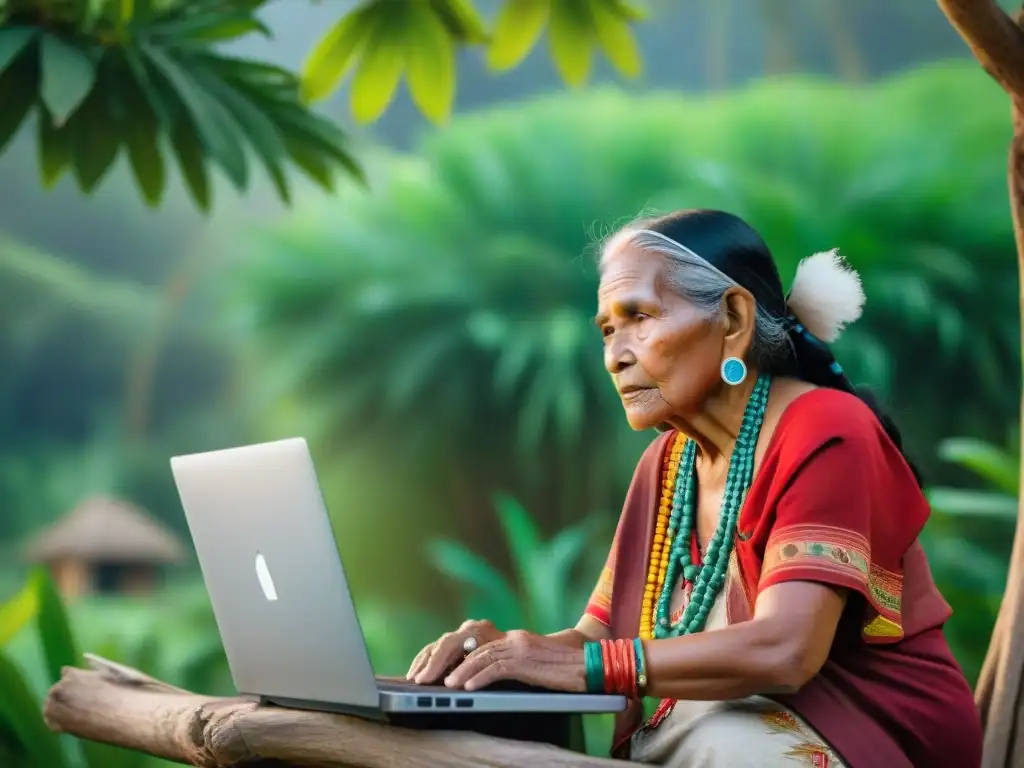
[601,638,612,690]
[622,643,630,696]
[600,638,640,697]
[609,639,622,693]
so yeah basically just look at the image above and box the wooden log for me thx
[42,655,629,768]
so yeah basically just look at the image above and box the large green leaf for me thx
[1,4,363,211]
[404,2,456,124]
[938,437,1019,494]
[0,582,38,647]
[495,495,543,590]
[119,69,167,205]
[300,6,372,102]
[547,0,594,87]
[39,34,97,124]
[303,0,483,121]
[149,6,270,43]
[37,112,74,187]
[349,10,408,123]
[427,540,524,630]
[68,85,122,192]
[590,0,641,77]
[143,44,248,190]
[428,0,488,43]
[0,42,39,154]
[921,530,1008,596]
[487,0,548,70]
[0,27,37,72]
[169,117,211,211]
[34,569,81,685]
[192,65,291,201]
[542,522,593,616]
[927,487,1018,520]
[0,653,69,768]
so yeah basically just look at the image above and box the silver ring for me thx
[462,636,478,654]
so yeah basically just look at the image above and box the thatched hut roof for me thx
[25,495,184,564]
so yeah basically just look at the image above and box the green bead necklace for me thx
[652,373,771,639]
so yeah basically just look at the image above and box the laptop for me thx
[170,437,626,720]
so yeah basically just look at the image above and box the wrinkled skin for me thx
[596,246,735,432]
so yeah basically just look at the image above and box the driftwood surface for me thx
[43,655,629,768]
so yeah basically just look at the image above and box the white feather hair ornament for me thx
[787,249,865,343]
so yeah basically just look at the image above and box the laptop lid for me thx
[170,437,380,710]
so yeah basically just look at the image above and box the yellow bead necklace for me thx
[638,432,686,639]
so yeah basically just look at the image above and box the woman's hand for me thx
[443,630,587,692]
[406,619,505,684]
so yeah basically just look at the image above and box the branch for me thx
[43,655,629,768]
[936,0,1024,98]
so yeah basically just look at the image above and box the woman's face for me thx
[596,245,725,431]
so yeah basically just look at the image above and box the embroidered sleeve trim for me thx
[762,523,870,582]
[759,523,904,642]
[584,564,613,626]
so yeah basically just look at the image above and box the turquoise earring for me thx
[720,356,747,386]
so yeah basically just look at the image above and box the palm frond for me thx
[0,1,361,211]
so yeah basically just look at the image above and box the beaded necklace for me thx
[638,434,685,639]
[649,373,771,639]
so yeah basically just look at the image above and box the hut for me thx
[24,495,184,598]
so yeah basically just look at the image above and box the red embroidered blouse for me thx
[584,388,983,767]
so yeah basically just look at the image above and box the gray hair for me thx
[600,227,791,369]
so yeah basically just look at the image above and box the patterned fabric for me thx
[585,562,614,626]
[761,522,905,641]
[761,710,844,767]
[585,520,619,626]
[762,523,871,580]
[628,588,848,767]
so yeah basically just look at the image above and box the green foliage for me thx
[33,569,78,686]
[301,0,484,124]
[0,234,242,539]
[923,436,1018,682]
[0,569,76,768]
[0,580,37,647]
[0,653,68,768]
[0,573,49,768]
[228,64,1018,594]
[0,569,182,768]
[0,236,153,453]
[936,437,1019,495]
[427,496,615,754]
[300,0,645,123]
[928,437,1018,522]
[429,495,600,633]
[0,0,361,212]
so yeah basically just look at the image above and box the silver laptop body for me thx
[170,437,626,718]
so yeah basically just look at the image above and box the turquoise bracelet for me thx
[633,637,648,694]
[583,641,604,693]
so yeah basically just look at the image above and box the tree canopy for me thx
[0,0,647,212]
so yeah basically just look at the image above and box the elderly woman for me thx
[406,209,983,767]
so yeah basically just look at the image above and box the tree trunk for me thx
[934,2,1024,765]
[818,0,866,83]
[43,655,627,768]
[704,0,729,89]
[760,0,797,76]
[123,247,205,441]
[975,99,1024,767]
